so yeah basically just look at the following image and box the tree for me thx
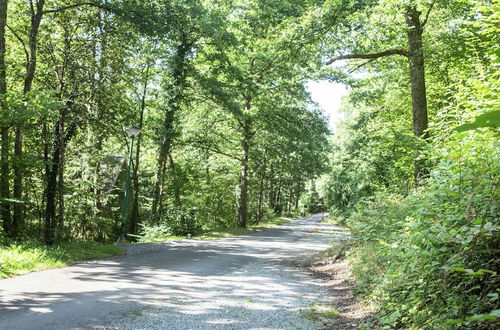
[151,32,194,222]
[130,49,153,235]
[194,0,332,226]
[0,0,10,235]
[325,0,438,177]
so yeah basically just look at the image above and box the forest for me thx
[0,0,498,329]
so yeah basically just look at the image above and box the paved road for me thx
[0,214,347,329]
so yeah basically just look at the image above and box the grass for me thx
[0,215,296,279]
[196,216,293,240]
[0,241,123,279]
[301,302,340,321]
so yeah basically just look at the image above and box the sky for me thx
[306,80,348,132]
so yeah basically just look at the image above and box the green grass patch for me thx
[301,302,340,321]
[0,216,294,279]
[0,241,123,279]
[196,216,293,240]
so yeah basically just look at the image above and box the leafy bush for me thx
[345,131,499,329]
[136,207,202,242]
[135,223,173,242]
[163,208,202,236]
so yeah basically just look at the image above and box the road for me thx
[0,214,346,329]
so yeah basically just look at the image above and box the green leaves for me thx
[454,109,500,132]
[448,267,497,277]
[447,309,500,326]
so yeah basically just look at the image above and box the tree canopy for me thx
[0,0,498,327]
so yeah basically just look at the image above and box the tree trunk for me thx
[268,164,275,210]
[237,120,251,227]
[56,111,65,241]
[275,182,282,214]
[12,126,22,232]
[405,5,429,179]
[0,127,10,234]
[168,154,181,207]
[151,36,191,222]
[256,159,266,224]
[294,181,301,210]
[130,63,150,235]
[13,0,46,233]
[44,114,75,245]
[44,123,61,246]
[286,185,293,215]
[151,109,174,221]
[0,0,11,235]
[405,6,428,139]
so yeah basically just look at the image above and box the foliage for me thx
[346,136,499,328]
[159,207,202,237]
[0,0,331,244]
[303,183,326,213]
[136,215,294,242]
[455,109,500,132]
[322,0,500,328]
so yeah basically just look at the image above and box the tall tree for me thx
[130,59,151,235]
[325,0,437,177]
[0,0,10,235]
[9,0,46,235]
[151,32,194,222]
[195,0,331,226]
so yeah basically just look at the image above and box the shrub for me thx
[345,132,499,329]
[163,207,202,236]
[136,207,202,242]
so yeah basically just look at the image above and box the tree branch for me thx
[274,112,308,132]
[348,58,377,73]
[325,48,409,65]
[29,0,35,16]
[421,0,436,28]
[6,24,29,64]
[42,2,112,15]
[181,139,240,161]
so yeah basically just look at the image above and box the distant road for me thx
[0,214,343,329]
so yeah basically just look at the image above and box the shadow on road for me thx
[0,214,355,329]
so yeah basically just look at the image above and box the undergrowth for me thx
[340,133,499,329]
[135,215,294,242]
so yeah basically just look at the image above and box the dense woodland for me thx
[0,0,332,245]
[0,0,498,328]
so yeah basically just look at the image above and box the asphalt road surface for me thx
[0,214,347,329]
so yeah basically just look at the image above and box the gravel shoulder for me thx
[293,243,374,330]
[104,214,344,329]
[103,260,331,329]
